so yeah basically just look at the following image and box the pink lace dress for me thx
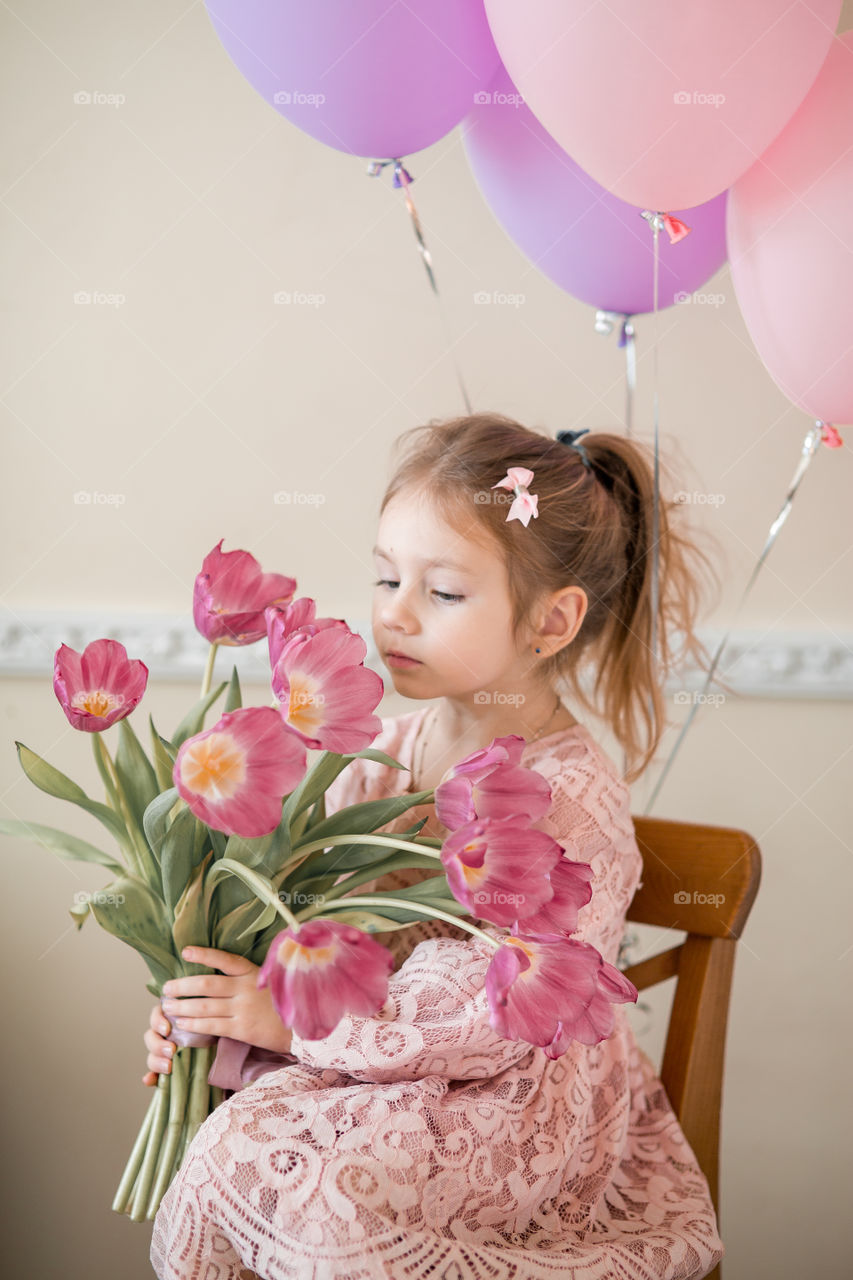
[151,708,723,1280]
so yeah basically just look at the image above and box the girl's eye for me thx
[372,579,464,604]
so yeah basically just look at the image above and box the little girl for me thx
[147,412,723,1279]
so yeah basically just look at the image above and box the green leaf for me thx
[142,788,180,861]
[348,747,409,770]
[223,665,242,713]
[294,792,433,848]
[159,806,200,914]
[172,852,212,972]
[214,897,275,952]
[0,817,124,874]
[114,718,160,833]
[69,898,90,929]
[88,876,179,986]
[302,849,441,902]
[318,908,415,933]
[207,858,284,920]
[282,823,428,895]
[235,900,277,942]
[207,827,227,859]
[149,716,176,792]
[15,742,128,847]
[171,682,228,749]
[281,751,351,832]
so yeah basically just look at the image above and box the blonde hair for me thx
[381,412,719,782]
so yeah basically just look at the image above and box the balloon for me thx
[463,65,728,315]
[727,31,853,426]
[204,1,501,159]
[483,0,840,210]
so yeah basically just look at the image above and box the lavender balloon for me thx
[462,65,728,315]
[204,0,501,159]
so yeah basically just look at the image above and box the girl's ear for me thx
[534,587,588,655]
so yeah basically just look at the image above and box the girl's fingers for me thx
[160,997,231,1021]
[149,1003,172,1036]
[179,946,257,976]
[144,1027,175,1056]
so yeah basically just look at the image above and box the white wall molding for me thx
[1,610,851,699]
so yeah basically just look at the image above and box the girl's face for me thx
[371,488,535,702]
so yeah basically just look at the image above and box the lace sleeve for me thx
[288,927,536,1084]
[532,752,642,966]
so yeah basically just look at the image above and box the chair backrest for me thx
[622,816,761,1275]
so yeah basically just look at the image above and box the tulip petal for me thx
[258,921,394,1040]
[193,539,296,646]
[53,639,148,732]
[174,706,306,837]
[271,628,384,754]
[441,816,564,926]
[485,934,636,1056]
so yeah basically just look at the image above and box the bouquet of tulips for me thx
[1,540,636,1222]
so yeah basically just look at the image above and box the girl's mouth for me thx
[386,652,422,668]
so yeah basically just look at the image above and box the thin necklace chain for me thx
[413,692,563,790]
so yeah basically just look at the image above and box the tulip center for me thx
[180,731,246,800]
[277,936,335,968]
[506,936,537,977]
[285,672,325,737]
[72,688,118,718]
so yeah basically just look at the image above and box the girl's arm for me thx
[288,762,641,1086]
[288,927,536,1084]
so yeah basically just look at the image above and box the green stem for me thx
[91,735,137,869]
[92,733,121,810]
[93,733,157,881]
[129,1073,170,1221]
[294,833,441,859]
[273,897,300,931]
[112,1088,158,1214]
[200,644,218,699]
[146,1048,189,1218]
[296,895,500,948]
[186,1044,213,1131]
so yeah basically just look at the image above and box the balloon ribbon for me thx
[368,158,472,413]
[644,420,844,813]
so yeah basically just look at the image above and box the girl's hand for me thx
[143,1003,176,1086]
[142,946,292,1086]
[162,946,292,1054]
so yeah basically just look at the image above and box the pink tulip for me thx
[270,626,383,753]
[258,920,395,1040]
[434,734,552,830]
[510,855,594,937]
[440,815,564,927]
[53,640,148,732]
[265,599,348,670]
[485,934,637,1057]
[193,540,296,646]
[173,706,306,837]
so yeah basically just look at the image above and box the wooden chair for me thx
[622,817,762,1280]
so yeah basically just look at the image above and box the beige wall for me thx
[2,4,852,1277]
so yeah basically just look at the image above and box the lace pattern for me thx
[151,709,723,1280]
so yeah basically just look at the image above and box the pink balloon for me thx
[204,1,501,159]
[463,64,728,315]
[728,31,853,426]
[484,0,841,209]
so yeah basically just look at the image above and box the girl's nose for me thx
[380,587,418,632]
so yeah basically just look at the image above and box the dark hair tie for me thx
[556,428,593,471]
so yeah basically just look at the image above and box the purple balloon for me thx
[204,1,501,159]
[462,65,728,315]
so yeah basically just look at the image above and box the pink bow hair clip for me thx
[492,466,539,527]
